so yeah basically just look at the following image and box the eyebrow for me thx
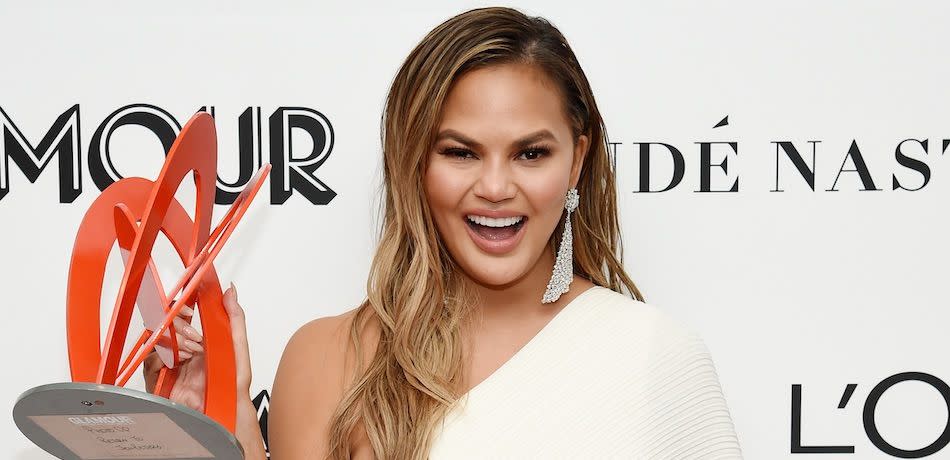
[435,129,557,150]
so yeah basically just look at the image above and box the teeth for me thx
[466,215,524,228]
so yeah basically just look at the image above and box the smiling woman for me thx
[147,6,742,460]
[426,63,586,280]
[291,6,739,458]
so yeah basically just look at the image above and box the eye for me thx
[518,146,550,161]
[439,147,476,160]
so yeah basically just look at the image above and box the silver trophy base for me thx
[14,382,244,459]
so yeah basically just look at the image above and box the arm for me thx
[236,397,267,459]
[142,284,271,459]
[222,286,268,460]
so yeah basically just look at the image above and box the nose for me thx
[472,155,516,203]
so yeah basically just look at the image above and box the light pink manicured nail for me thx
[183,325,202,342]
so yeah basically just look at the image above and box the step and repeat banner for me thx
[2,2,948,458]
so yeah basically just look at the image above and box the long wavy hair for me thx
[325,7,644,459]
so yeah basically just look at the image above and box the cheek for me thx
[423,161,468,226]
[522,169,571,220]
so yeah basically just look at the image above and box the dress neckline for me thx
[459,285,603,401]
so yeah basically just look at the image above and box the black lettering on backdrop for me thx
[0,104,343,205]
[631,142,685,193]
[892,139,930,191]
[863,372,950,458]
[87,104,181,191]
[695,141,738,192]
[252,389,270,457]
[772,141,819,192]
[0,105,82,202]
[208,106,263,205]
[268,107,336,205]
[827,140,881,192]
[792,372,950,457]
[606,141,620,172]
[790,384,855,454]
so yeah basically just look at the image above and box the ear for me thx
[569,134,589,189]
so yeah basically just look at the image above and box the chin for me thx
[471,272,521,288]
[460,254,531,288]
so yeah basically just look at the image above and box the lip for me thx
[463,209,526,219]
[463,215,528,255]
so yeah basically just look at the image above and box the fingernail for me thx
[180,306,194,317]
[229,282,237,298]
[184,325,202,342]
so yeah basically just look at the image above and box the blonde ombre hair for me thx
[325,7,643,459]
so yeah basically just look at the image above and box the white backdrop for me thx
[2,1,949,458]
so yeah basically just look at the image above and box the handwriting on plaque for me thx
[29,413,213,459]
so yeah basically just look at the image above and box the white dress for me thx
[428,285,743,459]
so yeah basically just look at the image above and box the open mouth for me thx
[465,215,527,241]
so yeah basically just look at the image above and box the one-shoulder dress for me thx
[428,285,743,459]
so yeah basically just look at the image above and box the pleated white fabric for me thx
[428,286,743,459]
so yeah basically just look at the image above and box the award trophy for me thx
[13,112,270,459]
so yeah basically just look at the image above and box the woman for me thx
[150,6,742,459]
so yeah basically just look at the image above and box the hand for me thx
[142,283,253,412]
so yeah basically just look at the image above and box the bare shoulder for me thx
[268,304,381,459]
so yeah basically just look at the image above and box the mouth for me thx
[464,214,527,255]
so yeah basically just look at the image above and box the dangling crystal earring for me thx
[542,188,579,304]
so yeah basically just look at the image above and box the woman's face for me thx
[424,63,588,289]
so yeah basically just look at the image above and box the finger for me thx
[183,339,204,354]
[179,305,195,317]
[173,315,203,343]
[223,282,252,390]
[173,329,204,354]
[180,393,205,413]
[172,316,203,357]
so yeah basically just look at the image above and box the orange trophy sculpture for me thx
[13,112,269,459]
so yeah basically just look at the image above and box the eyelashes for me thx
[437,145,552,161]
